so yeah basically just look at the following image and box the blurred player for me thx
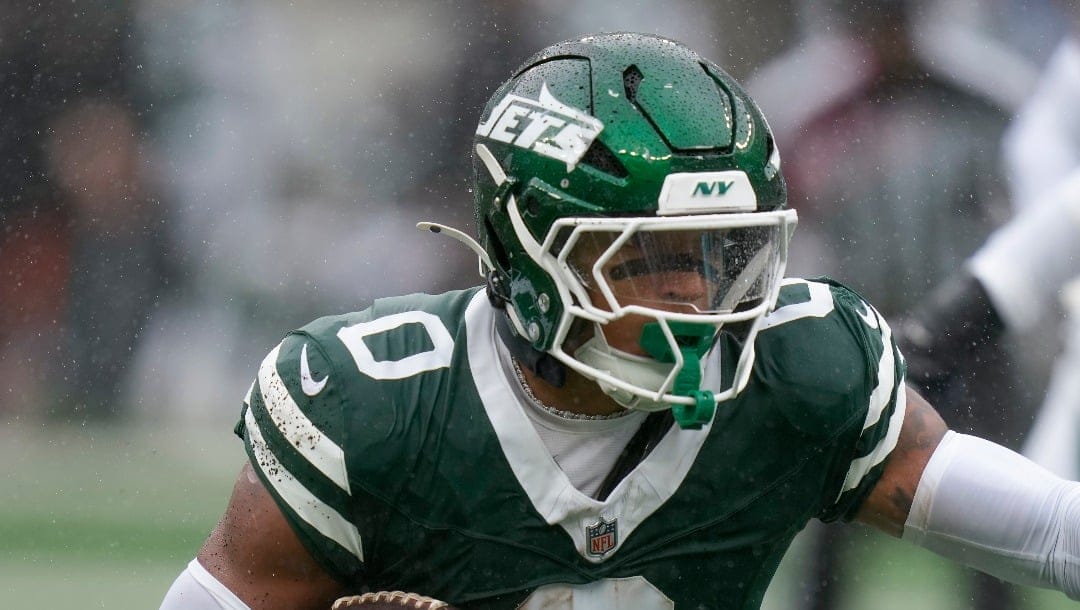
[902,24,1080,479]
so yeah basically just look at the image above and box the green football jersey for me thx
[235,277,905,609]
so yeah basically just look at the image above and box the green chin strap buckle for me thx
[639,322,716,430]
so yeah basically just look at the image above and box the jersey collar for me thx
[464,291,714,563]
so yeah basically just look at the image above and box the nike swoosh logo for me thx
[856,302,879,329]
[300,343,329,396]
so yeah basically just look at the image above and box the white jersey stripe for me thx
[257,344,351,494]
[860,302,895,432]
[838,381,908,498]
[245,407,364,561]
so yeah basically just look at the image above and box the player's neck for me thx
[517,363,626,417]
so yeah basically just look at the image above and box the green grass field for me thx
[1,421,1075,609]
[1,421,241,608]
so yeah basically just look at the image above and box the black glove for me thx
[894,272,1006,398]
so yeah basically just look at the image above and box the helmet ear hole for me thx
[524,195,541,216]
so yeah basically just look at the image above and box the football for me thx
[332,591,459,610]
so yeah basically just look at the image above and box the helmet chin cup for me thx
[573,331,676,412]
[572,321,720,429]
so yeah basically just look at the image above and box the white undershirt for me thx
[495,340,648,499]
[160,559,250,609]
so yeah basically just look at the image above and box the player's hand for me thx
[892,272,1005,400]
[332,591,461,610]
[893,315,953,396]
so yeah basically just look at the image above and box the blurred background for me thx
[0,0,1076,607]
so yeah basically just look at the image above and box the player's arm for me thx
[854,385,946,536]
[160,461,350,609]
[856,385,1080,599]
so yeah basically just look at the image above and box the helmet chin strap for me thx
[494,313,567,388]
[639,322,717,428]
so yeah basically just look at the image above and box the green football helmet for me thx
[458,33,796,426]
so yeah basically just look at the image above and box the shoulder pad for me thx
[755,278,901,439]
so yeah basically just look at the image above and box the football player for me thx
[160,33,1080,609]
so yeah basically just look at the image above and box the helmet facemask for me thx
[504,190,797,427]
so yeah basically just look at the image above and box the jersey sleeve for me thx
[234,330,365,584]
[230,289,480,586]
[817,284,908,522]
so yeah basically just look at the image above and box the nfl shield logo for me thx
[586,516,618,558]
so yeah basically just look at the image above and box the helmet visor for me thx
[565,225,784,315]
